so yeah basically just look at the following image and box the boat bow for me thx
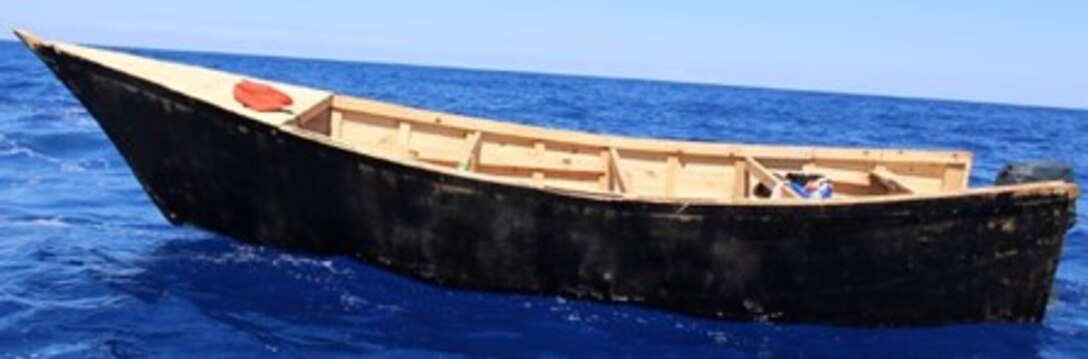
[13,29,332,127]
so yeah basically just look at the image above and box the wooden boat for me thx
[15,30,1078,326]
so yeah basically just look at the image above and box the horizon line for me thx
[4,37,1084,113]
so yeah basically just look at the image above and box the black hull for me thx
[34,46,1075,326]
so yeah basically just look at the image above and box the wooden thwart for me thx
[745,157,798,198]
[871,167,917,194]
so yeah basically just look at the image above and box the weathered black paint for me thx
[30,45,1076,326]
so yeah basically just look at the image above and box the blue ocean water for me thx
[1,39,1087,357]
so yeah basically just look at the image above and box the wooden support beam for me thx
[598,149,611,191]
[329,110,343,139]
[745,156,798,198]
[458,131,483,171]
[665,155,680,197]
[871,166,917,194]
[733,159,748,199]
[608,148,628,194]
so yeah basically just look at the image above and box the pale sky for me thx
[3,1,1086,109]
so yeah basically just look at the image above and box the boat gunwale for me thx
[284,126,1079,207]
[325,95,975,165]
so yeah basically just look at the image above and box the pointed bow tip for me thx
[12,29,44,50]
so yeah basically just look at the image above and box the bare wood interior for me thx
[295,96,974,202]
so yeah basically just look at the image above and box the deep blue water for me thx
[1,39,1087,357]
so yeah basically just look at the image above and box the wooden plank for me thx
[474,158,604,173]
[329,110,343,139]
[745,156,798,198]
[665,155,680,197]
[871,166,918,194]
[415,148,462,163]
[809,165,872,187]
[479,141,602,172]
[744,156,782,195]
[609,148,628,194]
[294,96,333,125]
[942,164,968,192]
[733,159,748,199]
